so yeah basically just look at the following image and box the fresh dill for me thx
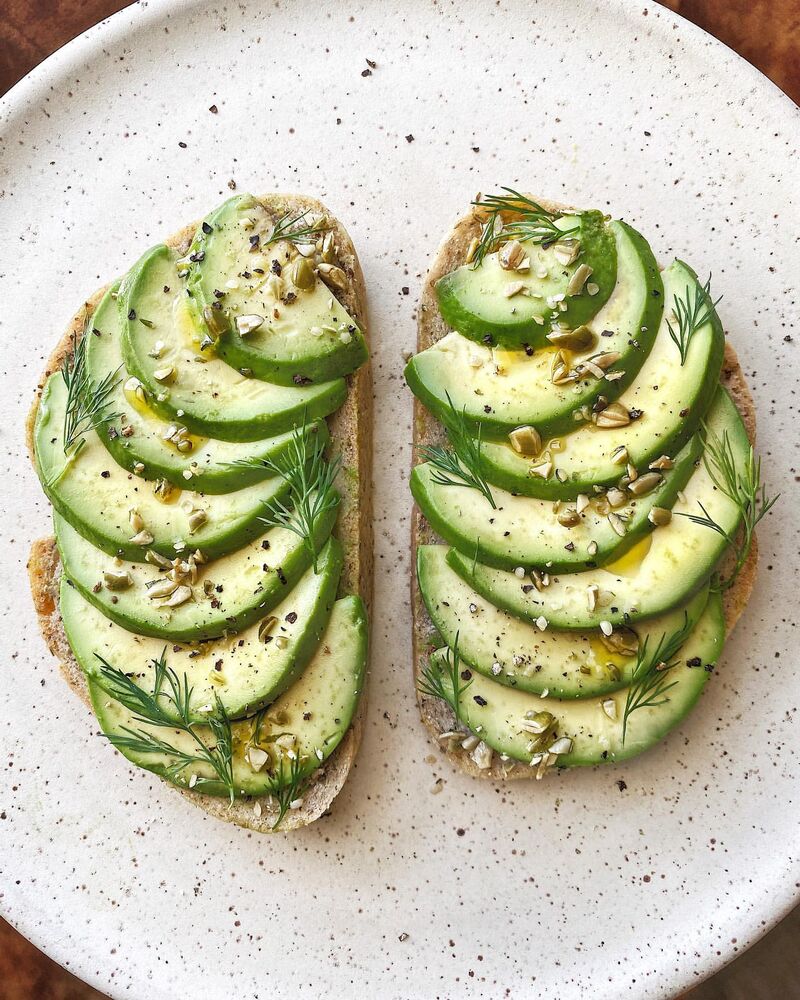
[418,394,497,509]
[676,423,779,591]
[60,325,121,458]
[666,275,722,365]
[417,635,472,726]
[95,651,236,804]
[264,210,329,249]
[245,423,341,573]
[621,614,694,744]
[265,751,308,830]
[470,188,579,269]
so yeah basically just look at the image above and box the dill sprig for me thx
[95,651,236,804]
[418,394,496,509]
[251,422,341,573]
[265,210,329,248]
[470,188,579,269]
[666,275,722,365]
[676,423,779,591]
[264,752,308,830]
[418,635,472,726]
[60,324,121,458]
[621,614,694,744]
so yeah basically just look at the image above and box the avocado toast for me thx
[28,193,372,831]
[408,190,772,780]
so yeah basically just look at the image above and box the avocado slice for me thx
[64,538,343,721]
[120,244,347,441]
[435,210,617,348]
[56,509,336,641]
[478,260,725,499]
[427,592,723,767]
[417,544,710,698]
[448,388,747,628]
[34,374,292,562]
[84,283,327,493]
[406,220,661,439]
[411,431,701,573]
[185,194,368,386]
[87,595,368,796]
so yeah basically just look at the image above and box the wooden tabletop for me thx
[1,1,798,998]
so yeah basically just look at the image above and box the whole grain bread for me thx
[412,197,758,780]
[27,194,373,832]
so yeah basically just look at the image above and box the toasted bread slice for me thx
[27,194,372,831]
[412,197,757,780]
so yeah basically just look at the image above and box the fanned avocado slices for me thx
[448,388,749,629]
[84,283,326,494]
[120,244,347,441]
[435,210,618,348]
[417,544,710,699]
[185,194,368,385]
[476,260,725,499]
[406,220,662,439]
[426,592,723,768]
[56,509,337,641]
[64,538,344,721]
[35,373,295,563]
[87,595,368,797]
[411,431,701,573]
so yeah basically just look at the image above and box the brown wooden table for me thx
[1,1,798,997]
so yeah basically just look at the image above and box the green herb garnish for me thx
[470,188,579,269]
[666,275,721,365]
[676,423,778,591]
[61,324,121,458]
[418,635,472,726]
[621,614,694,744]
[419,394,496,509]
[95,650,236,804]
[264,210,329,249]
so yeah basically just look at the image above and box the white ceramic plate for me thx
[1,1,798,997]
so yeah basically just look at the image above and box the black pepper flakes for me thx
[202,221,213,235]
[473,695,487,706]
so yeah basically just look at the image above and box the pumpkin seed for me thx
[546,324,595,351]
[499,240,526,270]
[291,257,315,290]
[508,425,542,457]
[628,472,662,496]
[103,569,133,591]
[595,401,631,428]
[567,263,593,296]
[557,507,580,528]
[235,314,265,336]
[648,506,673,526]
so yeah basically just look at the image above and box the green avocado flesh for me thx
[87,596,368,797]
[64,538,343,721]
[186,194,368,385]
[429,592,723,767]
[435,211,618,348]
[417,544,710,698]
[477,260,725,499]
[120,244,347,441]
[55,509,336,641]
[35,374,293,563]
[406,220,662,438]
[85,284,326,494]
[411,431,701,573]
[447,387,747,629]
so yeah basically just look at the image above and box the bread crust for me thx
[412,199,758,781]
[27,194,372,832]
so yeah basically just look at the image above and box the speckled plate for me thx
[1,1,798,997]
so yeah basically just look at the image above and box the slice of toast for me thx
[27,194,373,831]
[412,197,758,781]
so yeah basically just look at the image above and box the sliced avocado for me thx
[64,538,343,721]
[120,244,347,441]
[428,592,723,766]
[406,220,661,438]
[56,509,336,641]
[435,210,617,348]
[34,374,291,562]
[86,595,368,796]
[417,544,710,698]
[478,260,725,499]
[448,387,748,628]
[411,431,701,573]
[84,284,327,494]
[185,194,368,385]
